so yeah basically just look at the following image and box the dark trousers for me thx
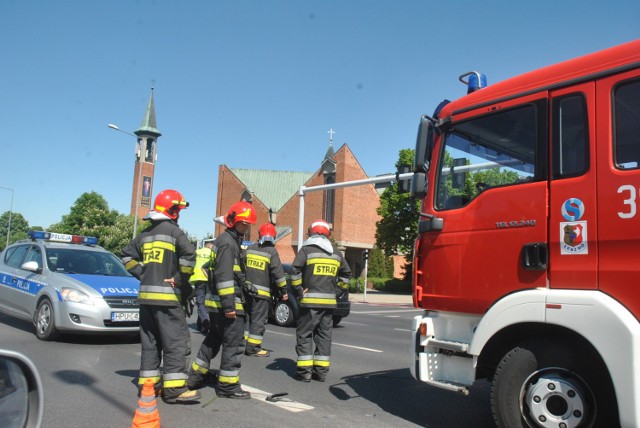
[295,307,333,377]
[139,305,189,398]
[189,312,245,393]
[246,296,269,355]
[193,282,209,328]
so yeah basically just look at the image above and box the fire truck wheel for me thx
[491,340,618,428]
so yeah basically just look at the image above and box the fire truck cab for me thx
[409,40,640,427]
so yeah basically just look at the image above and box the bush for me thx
[348,277,365,293]
[367,277,411,294]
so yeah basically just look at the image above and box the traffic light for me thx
[362,249,369,261]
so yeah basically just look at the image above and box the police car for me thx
[0,231,139,341]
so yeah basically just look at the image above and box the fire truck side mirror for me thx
[396,165,411,194]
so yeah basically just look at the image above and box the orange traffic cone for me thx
[132,379,160,428]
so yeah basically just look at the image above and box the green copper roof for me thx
[135,88,161,137]
[231,168,314,211]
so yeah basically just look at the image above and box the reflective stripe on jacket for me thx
[290,242,351,309]
[121,218,196,307]
[204,228,246,315]
[244,243,286,300]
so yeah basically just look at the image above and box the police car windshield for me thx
[46,248,131,276]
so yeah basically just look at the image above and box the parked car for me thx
[0,231,139,341]
[268,264,350,327]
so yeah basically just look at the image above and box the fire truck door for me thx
[548,83,598,290]
[595,70,640,317]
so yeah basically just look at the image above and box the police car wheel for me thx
[35,298,59,341]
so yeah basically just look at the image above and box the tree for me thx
[100,215,142,254]
[375,149,420,280]
[51,192,117,235]
[367,248,385,277]
[0,211,30,251]
[48,192,134,252]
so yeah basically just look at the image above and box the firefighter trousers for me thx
[139,305,190,398]
[189,312,245,393]
[295,307,333,378]
[246,296,269,355]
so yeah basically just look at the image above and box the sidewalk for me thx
[349,289,413,306]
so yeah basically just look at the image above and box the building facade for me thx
[215,144,381,277]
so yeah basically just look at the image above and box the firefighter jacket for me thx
[190,245,214,283]
[121,216,196,307]
[290,235,351,309]
[204,228,246,315]
[244,242,287,300]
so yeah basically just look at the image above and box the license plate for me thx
[111,312,139,322]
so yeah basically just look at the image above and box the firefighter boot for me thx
[296,370,311,383]
[162,388,201,404]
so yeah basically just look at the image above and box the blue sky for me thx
[1,1,638,240]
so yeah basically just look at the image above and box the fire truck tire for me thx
[491,340,618,428]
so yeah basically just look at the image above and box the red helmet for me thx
[308,219,331,237]
[258,223,276,243]
[225,201,257,227]
[154,189,189,220]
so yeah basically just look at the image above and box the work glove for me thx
[243,281,258,297]
[178,284,195,316]
[293,286,304,300]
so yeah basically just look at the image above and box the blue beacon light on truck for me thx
[458,71,487,94]
[27,230,98,246]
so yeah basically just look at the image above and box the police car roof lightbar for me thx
[27,230,98,246]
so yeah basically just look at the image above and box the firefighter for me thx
[121,189,200,404]
[291,219,351,382]
[243,223,287,357]
[188,201,256,399]
[190,241,214,334]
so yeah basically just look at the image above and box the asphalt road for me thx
[0,302,496,427]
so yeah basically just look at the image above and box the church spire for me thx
[135,85,161,137]
[324,128,335,159]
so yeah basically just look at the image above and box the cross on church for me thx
[328,128,335,144]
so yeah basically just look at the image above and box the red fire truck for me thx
[409,40,640,428]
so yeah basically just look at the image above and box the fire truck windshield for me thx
[435,104,536,210]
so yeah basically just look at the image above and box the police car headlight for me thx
[60,288,94,305]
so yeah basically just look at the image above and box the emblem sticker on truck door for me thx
[560,198,588,255]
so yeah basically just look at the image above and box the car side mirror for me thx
[20,261,42,274]
[0,350,44,428]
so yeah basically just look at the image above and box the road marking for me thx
[270,327,382,352]
[269,330,294,337]
[340,321,368,326]
[394,328,412,332]
[385,315,401,318]
[333,342,383,353]
[351,309,421,315]
[241,385,314,412]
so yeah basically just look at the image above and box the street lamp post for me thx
[108,124,143,239]
[0,186,14,248]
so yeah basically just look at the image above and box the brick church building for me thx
[214,143,381,277]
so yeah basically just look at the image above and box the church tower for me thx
[131,87,161,219]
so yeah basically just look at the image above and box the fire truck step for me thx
[427,339,469,353]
